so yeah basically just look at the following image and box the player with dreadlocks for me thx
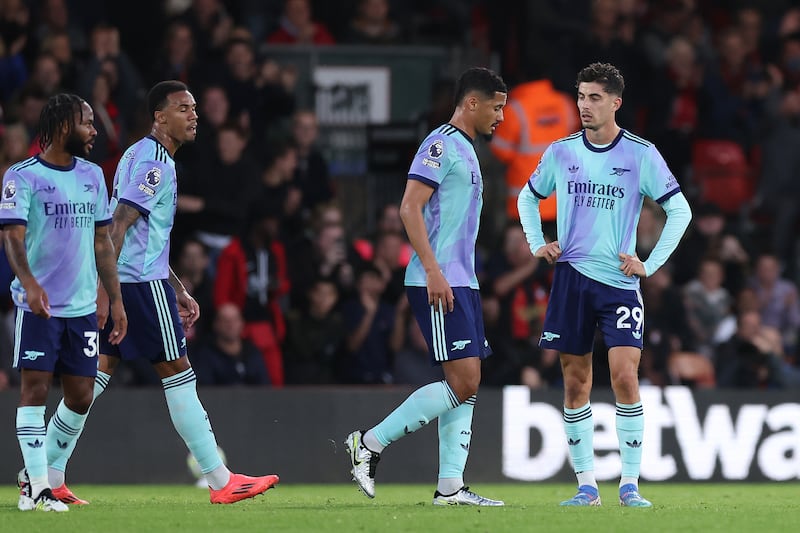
[0,93,127,512]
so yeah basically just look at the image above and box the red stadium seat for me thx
[691,139,755,214]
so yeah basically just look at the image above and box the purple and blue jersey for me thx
[527,129,681,289]
[111,136,177,282]
[0,155,111,317]
[405,124,484,290]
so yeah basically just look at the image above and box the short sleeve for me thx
[407,134,454,189]
[118,160,169,216]
[0,168,32,226]
[94,170,112,226]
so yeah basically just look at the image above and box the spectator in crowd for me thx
[483,222,557,388]
[640,265,712,387]
[40,30,80,92]
[150,20,205,88]
[283,277,345,384]
[0,121,29,173]
[683,257,736,357]
[290,109,334,216]
[88,70,124,188]
[178,121,261,268]
[390,294,444,385]
[749,253,800,355]
[341,0,404,45]
[215,204,290,387]
[78,23,144,127]
[714,309,785,388]
[755,78,800,279]
[27,52,63,97]
[340,263,397,384]
[352,202,412,267]
[252,139,303,236]
[287,214,357,310]
[370,230,406,305]
[672,202,750,295]
[33,0,88,57]
[0,23,28,103]
[192,303,271,386]
[646,35,703,187]
[174,236,214,341]
[266,0,336,45]
[698,26,772,151]
[9,84,47,151]
[175,0,234,65]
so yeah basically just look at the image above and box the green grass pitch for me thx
[1,483,797,532]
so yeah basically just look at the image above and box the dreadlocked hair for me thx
[38,93,85,151]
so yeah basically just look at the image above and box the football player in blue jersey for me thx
[345,67,506,506]
[1,93,127,511]
[518,63,692,507]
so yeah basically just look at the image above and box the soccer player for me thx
[42,80,279,504]
[1,93,127,512]
[517,63,692,507]
[345,67,506,506]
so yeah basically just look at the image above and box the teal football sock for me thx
[616,401,644,482]
[369,380,460,450]
[564,403,596,488]
[45,370,111,486]
[437,394,475,494]
[162,369,227,488]
[17,405,48,497]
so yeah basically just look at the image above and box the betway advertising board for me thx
[0,386,797,483]
[502,386,800,482]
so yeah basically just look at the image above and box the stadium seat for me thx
[690,139,755,215]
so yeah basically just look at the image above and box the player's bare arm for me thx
[618,252,646,278]
[3,224,50,318]
[95,224,127,343]
[400,179,454,313]
[169,265,200,329]
[535,241,562,265]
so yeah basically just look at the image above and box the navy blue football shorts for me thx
[13,309,99,377]
[407,286,492,365]
[100,280,187,362]
[540,262,644,354]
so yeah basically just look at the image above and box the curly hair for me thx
[576,62,625,96]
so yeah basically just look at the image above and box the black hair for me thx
[576,62,625,96]
[37,93,85,151]
[453,67,507,107]
[147,80,189,119]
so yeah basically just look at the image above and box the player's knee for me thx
[64,391,93,414]
[611,370,639,399]
[447,375,480,403]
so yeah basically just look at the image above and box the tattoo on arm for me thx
[109,203,141,260]
[3,225,36,288]
[95,225,123,302]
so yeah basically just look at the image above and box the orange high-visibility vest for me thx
[490,80,579,221]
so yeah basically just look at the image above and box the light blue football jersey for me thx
[528,129,681,289]
[0,155,111,317]
[404,124,484,290]
[111,136,177,282]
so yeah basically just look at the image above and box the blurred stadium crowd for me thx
[1,0,800,391]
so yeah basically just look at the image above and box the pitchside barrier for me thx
[0,386,797,484]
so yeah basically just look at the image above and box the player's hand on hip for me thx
[26,283,51,319]
[108,300,128,344]
[96,284,110,329]
[178,290,200,329]
[427,269,454,313]
[618,253,646,277]
[534,241,562,264]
